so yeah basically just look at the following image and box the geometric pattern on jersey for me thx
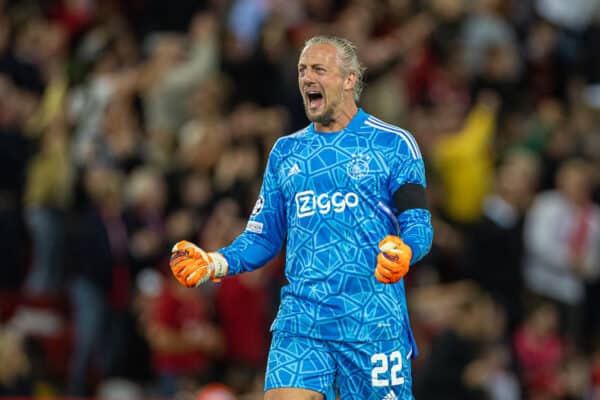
[265,332,415,400]
[220,108,431,349]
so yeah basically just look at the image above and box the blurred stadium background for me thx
[1,0,600,399]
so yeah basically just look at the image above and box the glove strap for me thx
[209,252,228,279]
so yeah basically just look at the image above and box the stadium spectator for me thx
[143,274,224,397]
[65,165,130,396]
[430,90,500,225]
[513,301,566,399]
[523,158,600,344]
[460,149,541,329]
[414,283,508,400]
[0,328,34,396]
[123,166,168,275]
[23,110,72,298]
[0,75,35,290]
[215,259,282,394]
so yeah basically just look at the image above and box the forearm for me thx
[398,208,433,265]
[219,229,284,275]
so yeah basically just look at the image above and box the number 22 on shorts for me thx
[371,351,405,387]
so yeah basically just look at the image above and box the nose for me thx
[300,69,316,84]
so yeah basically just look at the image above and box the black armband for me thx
[393,183,428,213]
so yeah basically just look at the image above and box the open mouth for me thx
[306,91,324,110]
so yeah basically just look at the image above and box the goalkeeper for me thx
[170,35,433,400]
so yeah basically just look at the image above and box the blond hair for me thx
[302,36,366,102]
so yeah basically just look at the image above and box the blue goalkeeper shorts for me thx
[264,331,415,400]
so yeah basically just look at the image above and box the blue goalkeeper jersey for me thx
[220,108,433,349]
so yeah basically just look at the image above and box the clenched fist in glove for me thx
[374,235,412,284]
[170,240,228,287]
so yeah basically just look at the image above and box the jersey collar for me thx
[309,108,369,134]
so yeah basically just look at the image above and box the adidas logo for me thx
[382,390,398,400]
[288,163,301,176]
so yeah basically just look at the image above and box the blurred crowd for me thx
[1,0,600,399]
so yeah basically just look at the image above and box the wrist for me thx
[209,252,228,278]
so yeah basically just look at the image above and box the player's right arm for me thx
[217,141,287,274]
[170,141,287,287]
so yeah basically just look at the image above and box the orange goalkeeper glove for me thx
[169,240,228,288]
[374,235,412,284]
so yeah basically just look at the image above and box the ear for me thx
[343,71,357,92]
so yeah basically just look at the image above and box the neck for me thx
[314,103,358,132]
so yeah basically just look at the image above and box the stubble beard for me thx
[309,107,335,125]
[304,94,342,127]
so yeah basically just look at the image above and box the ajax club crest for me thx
[347,153,370,180]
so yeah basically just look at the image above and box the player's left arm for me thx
[393,183,433,265]
[375,138,433,284]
